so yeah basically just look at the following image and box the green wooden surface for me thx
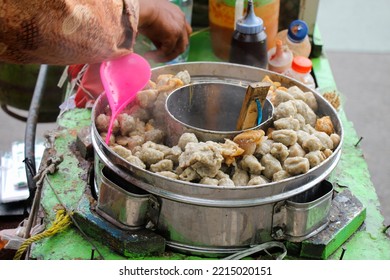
[30,30,390,260]
[311,54,390,260]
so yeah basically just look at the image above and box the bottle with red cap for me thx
[283,56,316,89]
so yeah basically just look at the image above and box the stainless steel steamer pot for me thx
[91,62,343,255]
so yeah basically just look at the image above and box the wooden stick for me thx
[236,82,271,130]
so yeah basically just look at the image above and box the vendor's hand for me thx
[138,0,192,62]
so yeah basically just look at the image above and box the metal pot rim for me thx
[91,62,344,201]
[164,81,274,135]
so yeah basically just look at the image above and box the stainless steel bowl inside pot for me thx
[165,82,274,144]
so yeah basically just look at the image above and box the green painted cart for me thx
[29,30,390,261]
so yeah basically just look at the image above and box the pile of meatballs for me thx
[95,71,341,187]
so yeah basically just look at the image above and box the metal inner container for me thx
[165,82,273,143]
[96,166,151,230]
[272,180,334,242]
[91,62,344,256]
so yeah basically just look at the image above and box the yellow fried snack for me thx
[322,91,341,111]
[233,130,265,155]
[262,75,281,90]
[315,116,335,135]
[219,139,245,165]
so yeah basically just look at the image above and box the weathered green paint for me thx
[31,30,390,260]
[319,210,366,259]
[300,197,366,259]
[312,51,390,260]
[31,108,206,260]
[39,138,86,218]
[326,112,390,259]
[57,108,92,129]
[31,108,96,259]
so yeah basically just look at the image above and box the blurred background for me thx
[317,0,390,225]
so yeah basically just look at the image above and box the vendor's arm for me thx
[0,0,191,65]
[0,0,138,65]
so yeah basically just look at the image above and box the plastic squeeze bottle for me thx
[267,39,293,73]
[275,19,311,58]
[283,56,316,89]
[229,0,268,69]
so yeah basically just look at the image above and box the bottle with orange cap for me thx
[283,56,316,89]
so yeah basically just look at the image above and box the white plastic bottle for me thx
[283,56,316,89]
[275,19,311,58]
[267,39,293,73]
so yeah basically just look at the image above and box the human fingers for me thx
[144,21,191,62]
[145,32,188,63]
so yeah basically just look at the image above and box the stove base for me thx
[286,188,366,259]
[73,182,364,259]
[73,193,166,258]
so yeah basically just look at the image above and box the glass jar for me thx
[209,0,280,61]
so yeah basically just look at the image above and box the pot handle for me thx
[1,104,28,122]
[223,241,287,260]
